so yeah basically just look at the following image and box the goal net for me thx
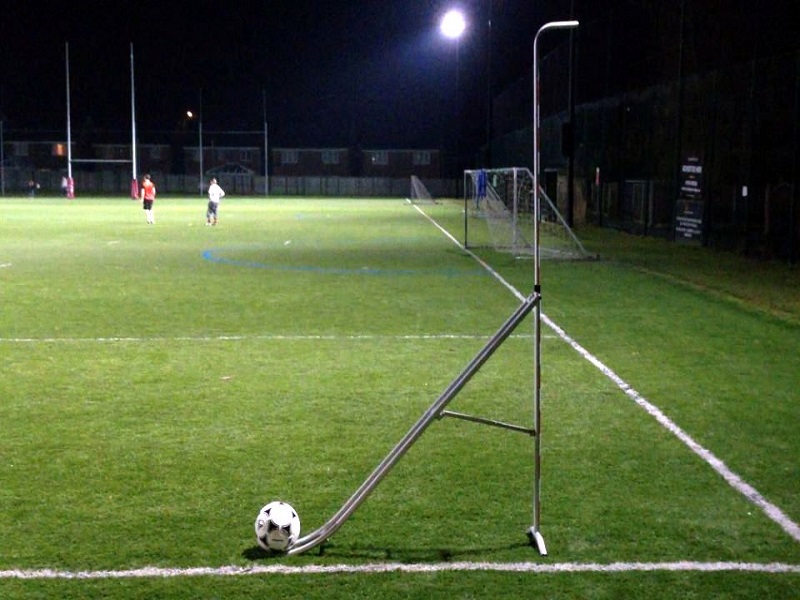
[409,175,438,204]
[464,167,593,259]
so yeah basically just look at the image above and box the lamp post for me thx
[532,20,580,265]
[532,21,579,221]
[186,95,203,196]
[130,43,138,198]
[185,110,198,193]
[485,1,493,168]
[530,19,579,558]
[0,118,5,196]
[268,88,269,196]
[440,9,466,179]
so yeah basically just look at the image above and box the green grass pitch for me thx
[0,196,798,598]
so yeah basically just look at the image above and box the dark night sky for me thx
[0,0,589,149]
[2,1,797,150]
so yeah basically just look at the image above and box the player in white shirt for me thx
[206,178,226,226]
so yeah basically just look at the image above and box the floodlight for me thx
[440,9,466,40]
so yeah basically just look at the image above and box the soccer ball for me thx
[254,501,301,552]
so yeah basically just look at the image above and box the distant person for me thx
[61,175,69,197]
[206,177,225,226]
[27,179,39,197]
[140,174,157,224]
[476,169,487,208]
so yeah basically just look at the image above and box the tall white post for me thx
[268,89,269,197]
[199,89,204,196]
[1,119,5,196]
[65,42,72,182]
[440,9,466,179]
[130,43,138,199]
[130,43,137,184]
[530,19,579,557]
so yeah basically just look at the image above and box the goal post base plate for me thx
[527,527,548,556]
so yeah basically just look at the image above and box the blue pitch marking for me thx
[201,249,486,277]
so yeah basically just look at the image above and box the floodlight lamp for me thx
[440,9,466,40]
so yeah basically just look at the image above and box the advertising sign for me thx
[675,155,704,243]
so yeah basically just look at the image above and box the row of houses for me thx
[1,137,443,181]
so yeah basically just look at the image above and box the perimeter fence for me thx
[488,15,799,262]
[0,168,459,201]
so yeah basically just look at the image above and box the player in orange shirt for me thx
[140,174,157,224]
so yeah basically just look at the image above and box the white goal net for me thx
[464,167,593,259]
[409,175,437,204]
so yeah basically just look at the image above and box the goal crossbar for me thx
[70,159,133,164]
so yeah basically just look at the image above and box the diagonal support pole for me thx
[288,291,540,555]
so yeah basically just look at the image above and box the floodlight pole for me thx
[0,118,5,196]
[198,89,204,196]
[65,42,73,183]
[440,9,466,179]
[530,19,579,557]
[455,36,461,176]
[485,1,493,168]
[268,89,269,197]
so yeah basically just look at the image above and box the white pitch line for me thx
[0,333,539,344]
[413,203,800,545]
[1,561,799,580]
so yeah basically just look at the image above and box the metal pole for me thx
[791,51,800,264]
[455,37,461,178]
[567,0,576,227]
[531,19,579,557]
[130,43,137,184]
[512,167,519,250]
[265,122,269,197]
[672,0,686,240]
[288,292,540,556]
[1,118,5,196]
[485,0,493,168]
[66,42,72,182]
[268,88,269,197]
[440,9,466,183]
[199,89,204,196]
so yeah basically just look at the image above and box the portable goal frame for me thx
[65,42,138,198]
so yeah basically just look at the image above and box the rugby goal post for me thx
[65,42,138,198]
